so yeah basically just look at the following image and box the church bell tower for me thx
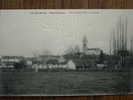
[82,36,88,54]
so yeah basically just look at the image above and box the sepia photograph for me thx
[0,10,133,96]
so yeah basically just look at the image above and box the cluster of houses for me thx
[31,56,76,72]
[0,47,107,72]
[0,55,77,71]
[0,56,24,68]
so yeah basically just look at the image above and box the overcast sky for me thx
[0,10,133,56]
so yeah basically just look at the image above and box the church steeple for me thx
[82,35,88,54]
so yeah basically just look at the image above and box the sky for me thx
[0,10,133,56]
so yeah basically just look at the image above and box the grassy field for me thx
[0,70,131,96]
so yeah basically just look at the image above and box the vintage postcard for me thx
[0,10,133,96]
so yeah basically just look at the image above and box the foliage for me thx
[14,60,27,69]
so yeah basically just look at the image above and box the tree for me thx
[32,50,40,57]
[64,46,75,55]
[42,49,52,56]
[74,45,80,54]
[14,60,27,69]
[98,51,104,64]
